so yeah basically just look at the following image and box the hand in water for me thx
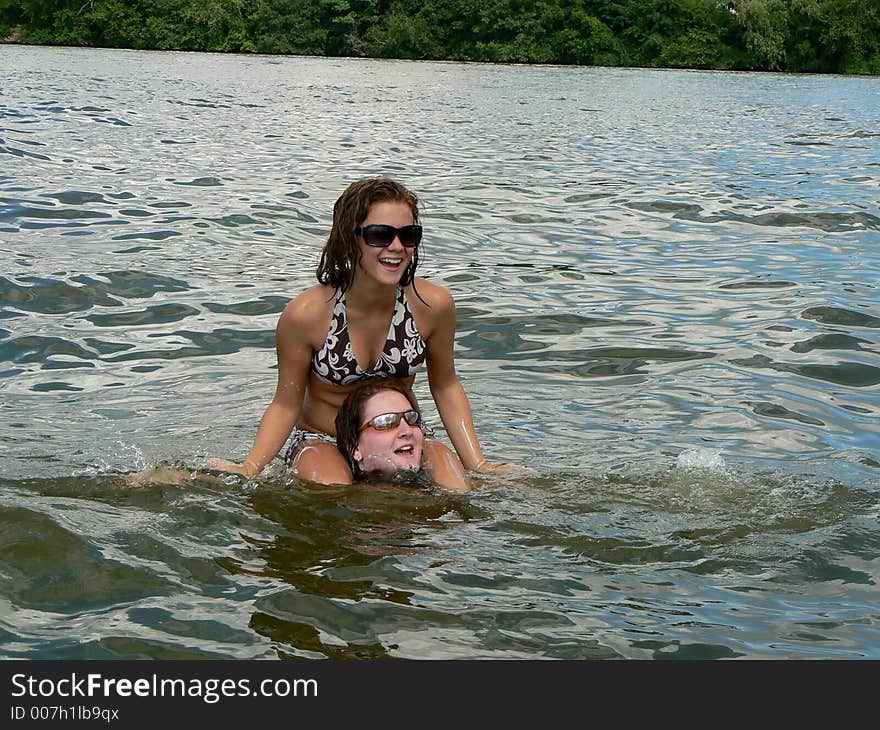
[206,457,259,476]
[472,460,536,475]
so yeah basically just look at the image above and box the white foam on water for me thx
[675,447,726,471]
[73,440,148,476]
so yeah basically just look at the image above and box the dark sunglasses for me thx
[354,224,423,248]
[360,409,422,432]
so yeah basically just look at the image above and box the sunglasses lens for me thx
[403,410,421,426]
[371,413,400,430]
[363,225,396,247]
[398,226,422,248]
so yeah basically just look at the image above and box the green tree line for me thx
[2,0,878,74]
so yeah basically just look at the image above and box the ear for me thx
[353,447,362,463]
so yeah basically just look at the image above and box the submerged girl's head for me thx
[317,177,421,292]
[335,379,425,480]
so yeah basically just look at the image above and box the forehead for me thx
[363,390,412,418]
[362,200,413,225]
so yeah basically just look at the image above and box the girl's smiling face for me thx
[355,201,416,286]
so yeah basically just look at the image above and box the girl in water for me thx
[334,379,470,493]
[209,177,503,485]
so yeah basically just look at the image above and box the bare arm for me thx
[423,440,472,493]
[208,298,315,476]
[424,288,489,471]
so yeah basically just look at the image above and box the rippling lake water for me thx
[1,46,879,659]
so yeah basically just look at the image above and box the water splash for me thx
[73,440,148,476]
[675,447,726,471]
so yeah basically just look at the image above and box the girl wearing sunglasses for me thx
[334,379,470,492]
[209,177,502,486]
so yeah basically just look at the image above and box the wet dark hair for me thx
[316,177,421,295]
[335,378,421,479]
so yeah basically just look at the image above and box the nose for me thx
[395,417,416,437]
[386,233,405,251]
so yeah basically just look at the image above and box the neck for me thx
[347,273,399,308]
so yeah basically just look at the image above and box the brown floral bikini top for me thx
[310,286,427,386]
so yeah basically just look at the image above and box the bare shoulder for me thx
[409,277,455,314]
[279,284,336,342]
[407,278,456,342]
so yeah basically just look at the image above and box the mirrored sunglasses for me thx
[360,409,422,432]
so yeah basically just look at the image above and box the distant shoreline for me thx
[3,1,879,76]
[0,43,880,79]
[2,37,878,78]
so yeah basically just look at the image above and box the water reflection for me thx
[240,481,477,658]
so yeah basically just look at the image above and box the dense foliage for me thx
[2,0,878,74]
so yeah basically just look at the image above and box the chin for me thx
[379,269,406,286]
[393,454,424,471]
